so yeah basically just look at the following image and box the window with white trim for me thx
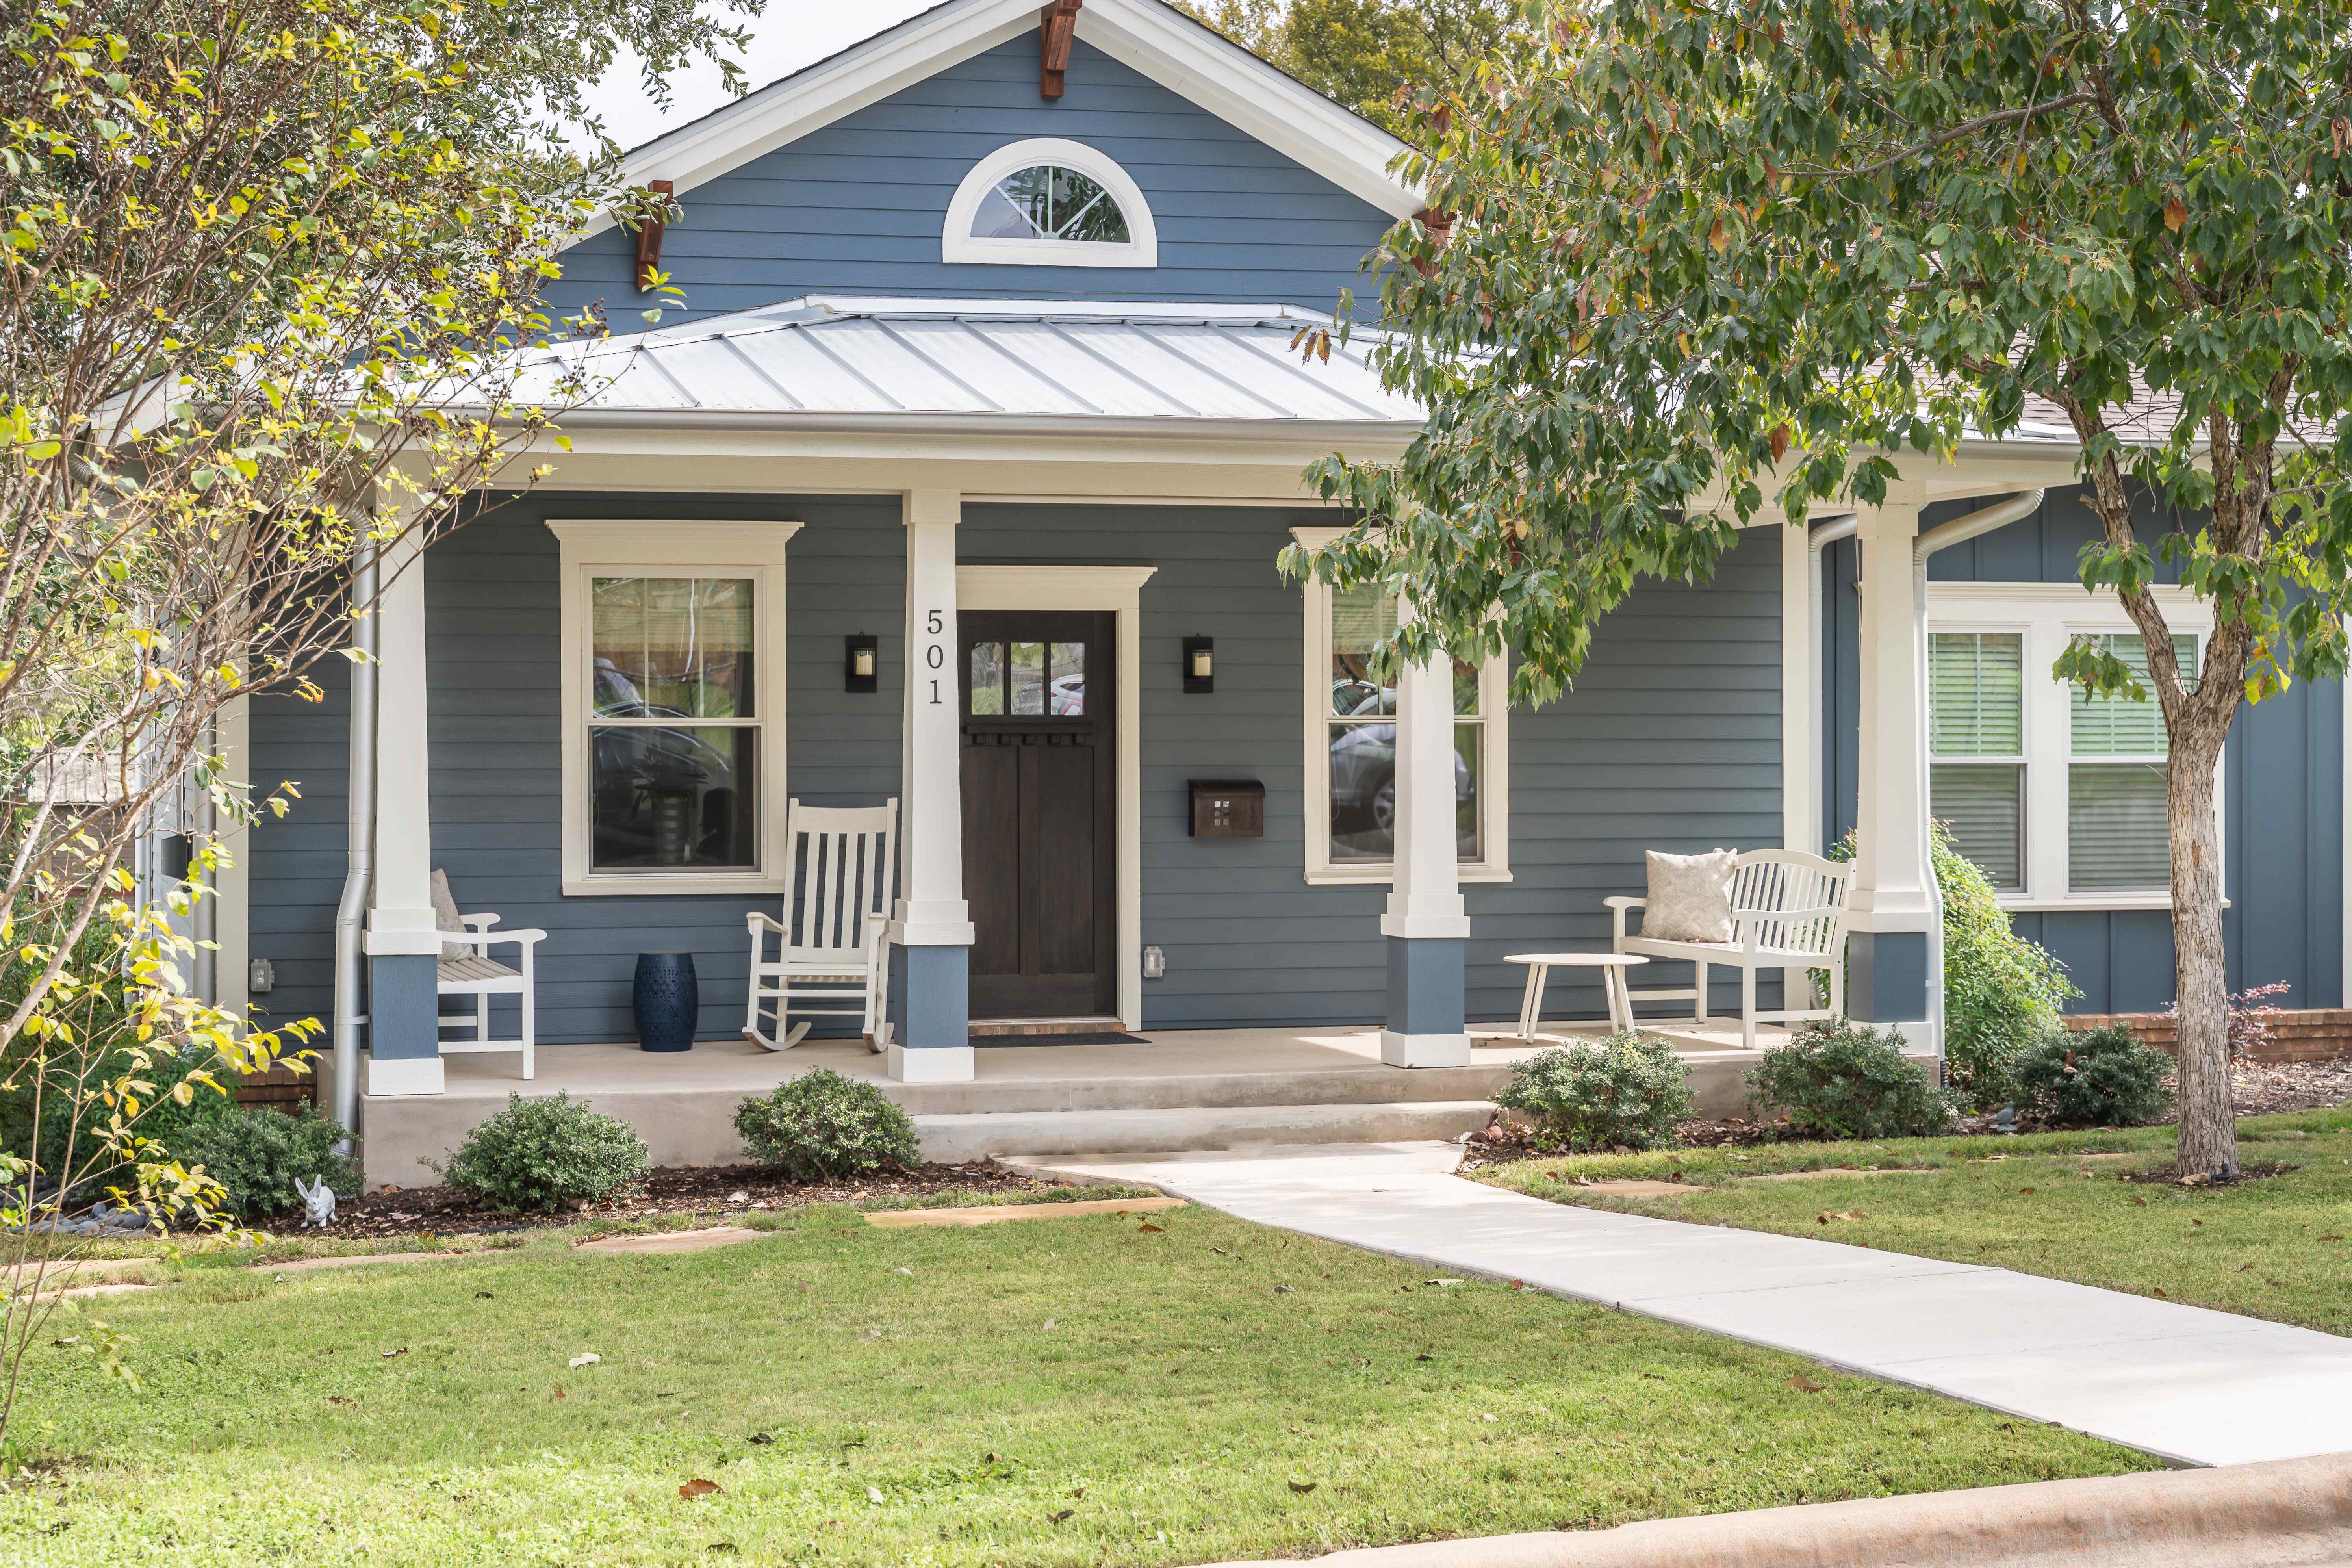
[1925,585,2212,908]
[551,520,799,896]
[942,138,1158,268]
[1297,539,1510,884]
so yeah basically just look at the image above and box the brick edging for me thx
[2064,1008,2352,1063]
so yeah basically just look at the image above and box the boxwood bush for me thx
[176,1103,356,1220]
[2014,1024,2175,1127]
[1748,1019,1953,1139]
[432,1092,649,1212]
[735,1068,920,1181]
[1493,1032,1693,1152]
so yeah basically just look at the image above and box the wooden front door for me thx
[960,611,1116,1019]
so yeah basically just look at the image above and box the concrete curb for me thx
[1200,1453,2352,1567]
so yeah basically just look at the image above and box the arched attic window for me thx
[942,138,1158,268]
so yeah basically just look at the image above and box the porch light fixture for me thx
[845,633,879,693]
[1183,636,1213,694]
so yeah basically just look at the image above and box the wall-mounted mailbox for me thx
[1189,779,1264,839]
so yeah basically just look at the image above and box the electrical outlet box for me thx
[249,957,276,995]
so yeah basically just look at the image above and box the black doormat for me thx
[969,1031,1149,1048]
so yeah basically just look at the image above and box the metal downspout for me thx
[331,543,379,1140]
[1910,490,2046,1060]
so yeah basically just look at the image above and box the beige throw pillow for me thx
[428,868,469,960]
[1642,849,1738,943]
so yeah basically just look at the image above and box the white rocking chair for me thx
[431,869,545,1080]
[743,798,898,1052]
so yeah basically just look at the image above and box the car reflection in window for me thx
[1328,679,1469,855]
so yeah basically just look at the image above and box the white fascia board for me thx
[579,0,1033,242]
[1077,2,1423,218]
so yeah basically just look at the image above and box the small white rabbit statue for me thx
[295,1175,337,1229]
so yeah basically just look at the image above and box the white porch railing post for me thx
[1848,502,1935,1048]
[361,520,445,1096]
[888,488,975,1083]
[1378,600,1471,1066]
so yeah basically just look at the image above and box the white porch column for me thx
[1378,602,1471,1067]
[1848,502,1935,1046]
[888,488,975,1083]
[361,525,444,1096]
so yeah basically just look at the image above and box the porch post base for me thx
[1845,929,1933,1051]
[1384,936,1467,1068]
[888,1043,976,1083]
[1379,1029,1472,1069]
[364,951,443,1097]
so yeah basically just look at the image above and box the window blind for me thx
[1931,763,2025,891]
[1929,632,2024,755]
[2071,634,2198,756]
[2069,763,2170,891]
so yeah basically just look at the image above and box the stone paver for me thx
[575,1225,765,1254]
[254,1250,480,1273]
[865,1196,1187,1228]
[1019,1142,2352,1468]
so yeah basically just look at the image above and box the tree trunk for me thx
[2168,729,2237,1179]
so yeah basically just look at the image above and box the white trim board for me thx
[549,518,803,896]
[941,138,1159,267]
[580,0,1422,243]
[956,564,1156,1032]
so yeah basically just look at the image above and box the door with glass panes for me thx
[959,613,1116,1019]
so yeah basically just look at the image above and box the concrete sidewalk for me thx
[1015,1142,2352,1469]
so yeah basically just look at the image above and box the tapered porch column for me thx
[1848,503,1935,1047]
[888,489,975,1083]
[361,527,443,1096]
[1379,603,1471,1067]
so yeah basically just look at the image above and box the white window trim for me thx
[942,137,1159,269]
[1927,581,2217,912]
[1292,525,1511,885]
[551,519,802,896]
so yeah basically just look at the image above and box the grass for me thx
[1473,1107,2352,1335]
[0,1201,2149,1566]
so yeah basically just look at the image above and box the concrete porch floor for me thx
[356,1017,1808,1189]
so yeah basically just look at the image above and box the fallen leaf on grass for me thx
[1478,1413,1498,1423]
[327,1396,356,1408]
[2321,1236,2345,1243]
[679,1479,722,1501]
[985,1453,1000,1464]
[1787,1376,1823,1393]
[1274,1284,1295,1294]
[2152,1288,2168,1298]
[892,1267,913,1277]
[707,1546,739,1556]
[2019,1188,2037,1195]
[1423,1278,1464,1287]
[1046,1508,1075,1523]
[866,1487,886,1505]
[381,1347,408,1359]
[749,1432,773,1445]
[1415,1353,1434,1362]
[2241,1265,2257,1273]
[1816,1212,1865,1224]
[1137,1224,1164,1234]
[1042,1318,1058,1330]
[1069,1485,1087,1499]
[1288,1481,1317,1494]
[2132,1197,2148,1207]
[569,1353,601,1368]
[553,1389,566,1400]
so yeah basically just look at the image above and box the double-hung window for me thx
[551,520,799,896]
[1296,528,1509,884]
[1925,585,2212,907]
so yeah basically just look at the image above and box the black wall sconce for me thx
[844,633,879,693]
[1183,636,1214,694]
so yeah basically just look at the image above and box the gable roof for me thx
[577,0,1423,243]
[495,295,1424,435]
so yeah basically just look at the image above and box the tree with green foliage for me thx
[0,0,753,1449]
[1300,0,2352,1181]
[1177,0,1513,139]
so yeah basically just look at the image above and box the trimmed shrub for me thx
[735,1069,920,1181]
[1494,1033,1694,1152]
[1832,826,2076,1110]
[433,1093,649,1212]
[2015,1024,2174,1127]
[176,1103,357,1220]
[1748,1019,1953,1139]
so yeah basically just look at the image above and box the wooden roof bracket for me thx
[1040,0,1081,98]
[634,179,675,294]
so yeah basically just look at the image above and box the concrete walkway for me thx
[1018,1143,2352,1469]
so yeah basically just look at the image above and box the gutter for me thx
[330,542,379,1143]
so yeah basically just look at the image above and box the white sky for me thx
[575,1,939,154]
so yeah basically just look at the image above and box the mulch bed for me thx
[1460,1058,2352,1172]
[276,1161,1077,1241]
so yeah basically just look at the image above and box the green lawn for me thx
[1,1201,2148,1566]
[1473,1108,2352,1335]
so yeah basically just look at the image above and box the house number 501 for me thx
[925,609,946,703]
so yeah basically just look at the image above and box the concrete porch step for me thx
[881,1061,1511,1117]
[915,1099,1496,1163]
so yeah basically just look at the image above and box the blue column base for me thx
[888,942,972,1082]
[1382,936,1469,1067]
[365,952,442,1096]
[1846,929,1931,1027]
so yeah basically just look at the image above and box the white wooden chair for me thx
[743,798,898,1052]
[432,873,545,1080]
[1605,849,1852,1049]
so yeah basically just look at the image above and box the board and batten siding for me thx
[541,36,1400,330]
[1823,490,2346,1013]
[242,502,1786,1041]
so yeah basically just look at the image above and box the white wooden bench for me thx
[1604,849,1851,1049]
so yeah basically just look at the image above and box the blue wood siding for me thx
[244,506,1784,1041]
[1825,492,2344,1011]
[542,36,1400,329]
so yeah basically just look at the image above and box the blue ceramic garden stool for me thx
[634,951,698,1052]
